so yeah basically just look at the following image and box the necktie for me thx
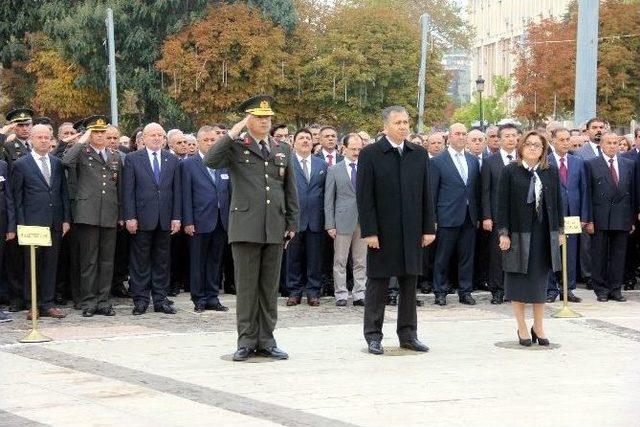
[327,154,333,166]
[559,157,568,186]
[349,162,357,191]
[25,141,32,152]
[208,167,216,184]
[259,141,269,159]
[102,150,107,163]
[40,156,50,186]
[301,158,310,182]
[455,152,467,184]
[597,145,602,156]
[609,158,618,186]
[506,154,513,163]
[397,146,403,157]
[152,151,160,184]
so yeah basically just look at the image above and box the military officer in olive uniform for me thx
[205,95,299,362]
[0,108,34,312]
[62,115,123,317]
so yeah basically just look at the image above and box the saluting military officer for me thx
[205,95,299,362]
[62,115,123,317]
[1,108,34,312]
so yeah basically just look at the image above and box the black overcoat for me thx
[496,162,564,273]
[357,136,435,278]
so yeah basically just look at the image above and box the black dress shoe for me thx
[562,291,582,303]
[205,302,229,311]
[490,293,503,304]
[368,340,384,355]
[232,347,254,361]
[336,299,347,307]
[609,292,627,302]
[434,295,447,306]
[386,295,398,306]
[459,294,476,305]
[531,327,549,346]
[596,295,609,302]
[154,303,177,314]
[517,330,532,347]
[132,305,147,315]
[54,293,67,305]
[82,308,95,317]
[546,294,558,303]
[400,339,429,352]
[96,306,116,316]
[352,299,365,307]
[194,304,205,313]
[585,279,594,290]
[257,347,289,360]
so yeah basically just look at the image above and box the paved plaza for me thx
[1,288,638,427]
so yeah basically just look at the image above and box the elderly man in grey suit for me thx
[325,133,366,307]
[574,117,606,289]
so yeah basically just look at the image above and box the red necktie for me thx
[609,158,618,186]
[327,154,333,166]
[559,157,568,186]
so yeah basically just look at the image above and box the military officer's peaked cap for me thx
[73,118,87,133]
[85,115,109,132]
[6,108,35,124]
[34,116,54,126]
[239,94,275,117]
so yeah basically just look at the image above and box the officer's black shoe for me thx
[154,303,177,314]
[434,295,447,306]
[96,306,116,316]
[400,339,430,352]
[546,294,558,303]
[367,341,384,355]
[386,295,398,306]
[561,291,583,303]
[490,293,504,305]
[205,302,229,312]
[257,347,289,360]
[132,304,147,315]
[609,292,627,302]
[232,347,254,361]
[194,304,205,313]
[459,294,476,305]
[82,308,95,317]
[352,299,365,307]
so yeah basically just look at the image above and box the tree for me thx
[452,76,510,127]
[512,0,640,126]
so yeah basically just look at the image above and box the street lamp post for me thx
[475,75,485,131]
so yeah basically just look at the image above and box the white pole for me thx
[106,8,119,126]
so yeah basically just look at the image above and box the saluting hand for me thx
[228,115,250,139]
[0,123,16,135]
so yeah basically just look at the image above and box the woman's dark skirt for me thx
[505,204,551,303]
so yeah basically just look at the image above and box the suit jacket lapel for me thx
[27,154,49,187]
[196,156,216,186]
[341,161,355,193]
[140,151,157,186]
[444,151,466,186]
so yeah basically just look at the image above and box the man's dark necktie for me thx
[559,157,568,186]
[609,158,618,186]
[152,151,160,184]
[349,162,357,191]
[259,141,269,159]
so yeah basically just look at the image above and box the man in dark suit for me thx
[575,118,606,289]
[547,128,589,302]
[205,95,299,362]
[586,133,636,302]
[182,125,230,313]
[431,123,481,306]
[286,129,327,306]
[12,124,70,319]
[123,123,182,315]
[467,129,490,291]
[1,108,34,312]
[621,126,640,290]
[0,157,16,322]
[481,123,519,304]
[357,106,436,355]
[62,115,122,317]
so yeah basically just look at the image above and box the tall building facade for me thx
[443,50,471,104]
[468,0,572,97]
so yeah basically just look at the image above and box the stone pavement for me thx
[1,288,638,427]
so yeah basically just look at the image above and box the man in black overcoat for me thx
[357,106,436,355]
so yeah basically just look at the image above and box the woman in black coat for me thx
[496,131,564,346]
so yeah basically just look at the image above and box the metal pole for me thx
[417,13,429,133]
[574,0,599,126]
[18,246,52,343]
[478,91,484,131]
[106,8,119,127]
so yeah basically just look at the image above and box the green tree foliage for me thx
[452,76,510,127]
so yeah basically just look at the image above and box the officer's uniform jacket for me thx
[204,133,299,244]
[62,142,122,227]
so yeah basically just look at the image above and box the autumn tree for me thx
[512,0,640,126]
[157,3,288,125]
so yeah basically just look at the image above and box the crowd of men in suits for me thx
[0,107,638,324]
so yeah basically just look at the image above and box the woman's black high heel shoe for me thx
[517,330,532,347]
[531,327,549,346]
